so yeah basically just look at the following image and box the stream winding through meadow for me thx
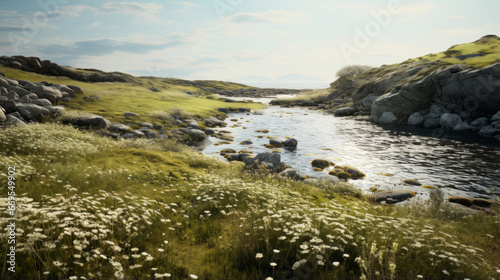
[201,96,500,201]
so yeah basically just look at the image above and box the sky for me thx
[0,0,499,88]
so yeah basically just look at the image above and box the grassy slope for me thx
[279,35,500,104]
[0,124,498,280]
[0,65,499,279]
[0,66,264,126]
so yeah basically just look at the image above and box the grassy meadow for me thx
[0,63,499,279]
[0,123,498,280]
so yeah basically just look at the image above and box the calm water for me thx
[202,96,500,200]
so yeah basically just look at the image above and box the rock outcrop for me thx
[0,56,133,83]
[371,63,500,126]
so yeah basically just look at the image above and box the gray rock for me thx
[33,85,62,104]
[21,95,31,103]
[279,168,301,180]
[440,113,462,130]
[283,138,298,147]
[54,84,76,97]
[124,112,137,117]
[139,122,153,129]
[372,190,416,204]
[423,104,447,128]
[26,93,38,100]
[6,79,18,86]
[478,126,500,136]
[32,98,52,107]
[204,116,225,127]
[159,134,169,139]
[492,111,500,122]
[0,76,9,87]
[359,94,378,110]
[407,112,424,126]
[8,85,32,97]
[4,115,25,126]
[17,104,51,122]
[471,117,488,127]
[0,87,6,95]
[269,139,283,146]
[132,130,145,138]
[63,114,111,129]
[453,122,473,131]
[318,175,341,185]
[4,91,19,101]
[378,112,398,124]
[122,133,134,139]
[61,97,71,102]
[108,123,132,134]
[145,131,157,139]
[43,106,65,117]
[67,85,82,94]
[188,129,207,142]
[217,108,228,113]
[189,121,200,130]
[205,128,215,135]
[23,82,38,91]
[0,100,16,114]
[333,107,356,117]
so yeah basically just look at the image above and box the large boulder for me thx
[283,138,298,148]
[8,85,32,97]
[372,63,500,124]
[17,104,51,122]
[4,115,25,126]
[0,100,17,114]
[67,85,83,94]
[0,76,9,88]
[44,106,65,117]
[440,113,462,130]
[378,112,398,124]
[63,114,111,129]
[32,98,52,107]
[407,112,424,126]
[188,129,207,142]
[33,85,63,104]
[372,190,416,204]
[108,123,132,134]
[53,84,76,97]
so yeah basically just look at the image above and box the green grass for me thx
[0,66,265,126]
[0,124,498,280]
[404,35,500,68]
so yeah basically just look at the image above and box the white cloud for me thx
[448,15,468,19]
[101,2,164,22]
[85,22,101,29]
[442,28,481,36]
[399,2,436,16]
[222,10,305,24]
[169,1,200,7]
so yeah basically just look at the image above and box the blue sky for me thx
[0,0,499,87]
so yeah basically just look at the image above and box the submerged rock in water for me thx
[403,179,422,186]
[372,190,416,204]
[448,196,494,208]
[311,159,333,169]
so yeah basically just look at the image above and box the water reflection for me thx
[202,100,500,200]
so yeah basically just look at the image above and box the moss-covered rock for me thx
[311,159,333,169]
[403,179,422,186]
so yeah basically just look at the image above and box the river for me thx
[201,95,500,201]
